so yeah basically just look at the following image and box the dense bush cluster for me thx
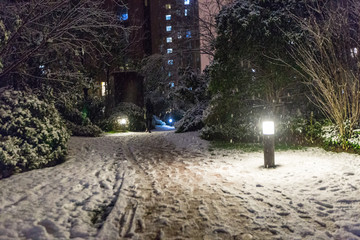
[55,96,104,137]
[0,88,69,177]
[175,103,207,133]
[321,120,360,150]
[100,102,145,132]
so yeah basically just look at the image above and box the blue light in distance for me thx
[169,118,173,123]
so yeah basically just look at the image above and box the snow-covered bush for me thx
[0,88,69,178]
[320,120,359,149]
[321,123,341,146]
[100,102,145,132]
[56,97,103,137]
[348,130,360,149]
[65,120,103,137]
[175,103,207,133]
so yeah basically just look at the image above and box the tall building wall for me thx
[106,0,201,87]
[149,0,201,84]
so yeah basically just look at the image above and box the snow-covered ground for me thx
[0,129,360,239]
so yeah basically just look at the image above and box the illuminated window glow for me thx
[184,0,190,5]
[186,30,191,38]
[166,15,171,20]
[166,37,172,43]
[185,9,188,16]
[168,59,174,65]
[166,26,172,31]
[165,4,171,9]
[167,48,173,54]
[101,82,106,96]
[351,47,358,58]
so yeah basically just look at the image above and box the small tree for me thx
[140,54,170,116]
[291,0,360,148]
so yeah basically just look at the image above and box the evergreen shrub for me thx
[0,88,69,178]
[100,102,145,132]
[175,103,207,133]
[321,120,360,150]
[56,98,103,137]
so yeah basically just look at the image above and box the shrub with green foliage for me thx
[100,102,145,132]
[321,120,360,150]
[175,103,207,133]
[0,88,69,178]
[55,96,103,137]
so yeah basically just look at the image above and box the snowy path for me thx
[1,131,360,239]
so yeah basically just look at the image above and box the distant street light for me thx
[117,118,127,125]
[168,118,173,124]
[263,121,275,168]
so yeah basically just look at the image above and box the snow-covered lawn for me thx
[0,129,360,239]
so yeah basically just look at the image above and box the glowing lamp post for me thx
[168,118,173,126]
[263,121,275,168]
[120,118,127,125]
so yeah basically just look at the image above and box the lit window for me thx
[351,47,358,58]
[165,4,171,9]
[165,15,171,20]
[167,48,173,54]
[184,9,188,16]
[168,72,172,77]
[101,82,106,96]
[186,30,191,38]
[178,32,182,39]
[184,0,190,5]
[166,37,172,43]
[168,59,174,65]
[166,26,172,32]
[170,82,175,88]
[117,7,128,21]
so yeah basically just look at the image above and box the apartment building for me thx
[149,0,201,85]
[116,0,201,79]
[101,0,201,106]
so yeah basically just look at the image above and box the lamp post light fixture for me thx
[120,118,127,125]
[117,118,127,125]
[263,121,275,168]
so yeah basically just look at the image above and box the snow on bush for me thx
[0,88,69,178]
[321,122,341,146]
[63,108,102,137]
[320,120,360,149]
[55,97,103,137]
[100,102,145,132]
[175,103,207,133]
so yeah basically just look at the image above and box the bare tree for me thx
[198,0,234,60]
[0,0,129,87]
[292,0,360,148]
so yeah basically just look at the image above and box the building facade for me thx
[119,0,201,82]
[149,0,201,85]
[100,0,202,106]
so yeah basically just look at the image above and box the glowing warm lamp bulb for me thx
[120,118,127,125]
[263,121,274,135]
